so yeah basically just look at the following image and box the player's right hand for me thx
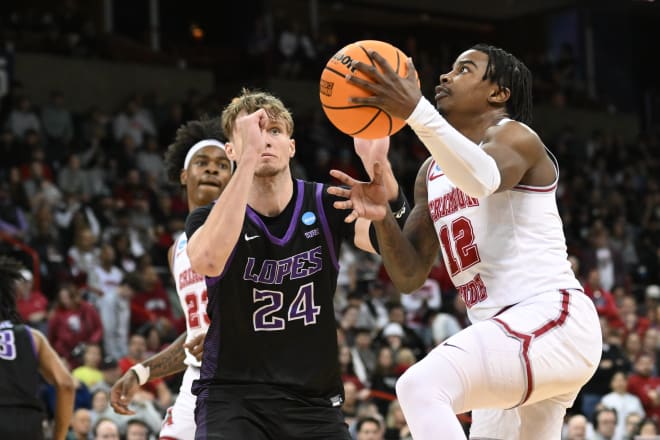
[110,370,140,415]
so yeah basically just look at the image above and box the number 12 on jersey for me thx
[438,216,481,276]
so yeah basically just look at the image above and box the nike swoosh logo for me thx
[244,233,259,241]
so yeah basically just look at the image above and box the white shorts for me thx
[413,289,602,440]
[159,366,199,440]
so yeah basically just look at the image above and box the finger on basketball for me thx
[370,51,395,74]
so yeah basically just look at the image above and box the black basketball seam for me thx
[321,103,381,110]
[356,44,377,67]
[350,109,383,136]
[323,66,349,79]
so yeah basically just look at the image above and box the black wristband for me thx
[389,187,410,227]
[368,187,410,253]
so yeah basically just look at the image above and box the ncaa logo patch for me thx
[177,237,187,251]
[302,211,316,226]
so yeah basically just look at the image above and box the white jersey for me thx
[172,232,210,367]
[426,120,581,322]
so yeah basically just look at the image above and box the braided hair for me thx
[163,116,225,184]
[0,255,25,323]
[471,44,533,125]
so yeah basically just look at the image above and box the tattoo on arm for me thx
[374,158,440,292]
[142,332,188,379]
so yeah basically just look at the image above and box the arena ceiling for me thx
[339,0,579,20]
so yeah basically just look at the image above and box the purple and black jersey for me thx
[185,179,355,403]
[0,321,42,411]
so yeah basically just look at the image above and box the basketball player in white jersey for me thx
[110,117,232,440]
[329,44,602,439]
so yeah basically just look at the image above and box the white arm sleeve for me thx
[406,97,501,198]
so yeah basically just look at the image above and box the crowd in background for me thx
[1,4,660,440]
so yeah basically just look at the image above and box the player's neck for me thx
[249,170,294,217]
[447,110,508,144]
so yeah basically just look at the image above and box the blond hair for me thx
[221,88,294,141]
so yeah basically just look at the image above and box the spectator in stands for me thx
[125,419,152,440]
[129,264,179,336]
[15,267,49,332]
[89,390,124,434]
[584,227,626,292]
[356,416,385,440]
[57,154,88,200]
[627,354,660,421]
[635,418,659,438]
[41,90,74,153]
[592,407,617,440]
[563,413,590,440]
[67,408,92,440]
[374,303,426,360]
[23,159,62,211]
[136,135,166,185]
[0,181,29,239]
[72,343,104,388]
[623,412,643,440]
[584,268,622,328]
[580,316,630,420]
[88,243,129,360]
[48,283,103,367]
[91,357,122,395]
[92,418,120,440]
[385,400,412,440]
[67,226,100,286]
[352,327,377,379]
[118,333,172,410]
[370,346,399,417]
[7,96,41,139]
[600,370,645,440]
[113,98,156,147]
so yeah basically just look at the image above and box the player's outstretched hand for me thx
[110,371,139,415]
[328,162,388,223]
[184,332,206,362]
[347,54,421,120]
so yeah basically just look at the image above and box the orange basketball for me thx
[319,40,413,139]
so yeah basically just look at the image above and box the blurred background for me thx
[1,1,660,439]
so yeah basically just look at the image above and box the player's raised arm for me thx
[330,157,439,293]
[186,110,267,277]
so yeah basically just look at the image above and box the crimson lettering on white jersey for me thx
[172,232,210,367]
[426,124,581,322]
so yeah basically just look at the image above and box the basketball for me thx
[319,40,413,139]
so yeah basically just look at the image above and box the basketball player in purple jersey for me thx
[185,89,409,439]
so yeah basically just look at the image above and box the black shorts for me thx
[0,407,44,440]
[194,384,351,440]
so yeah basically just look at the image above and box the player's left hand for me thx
[347,53,422,120]
[328,162,388,223]
[110,371,139,415]
[184,332,206,362]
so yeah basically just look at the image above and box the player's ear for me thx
[225,142,238,161]
[179,169,188,186]
[488,86,510,105]
[289,138,296,158]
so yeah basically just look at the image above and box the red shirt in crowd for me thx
[16,289,48,323]
[47,301,103,367]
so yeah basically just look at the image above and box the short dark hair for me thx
[0,255,25,323]
[163,116,225,184]
[356,416,382,432]
[471,44,533,125]
[126,418,151,436]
